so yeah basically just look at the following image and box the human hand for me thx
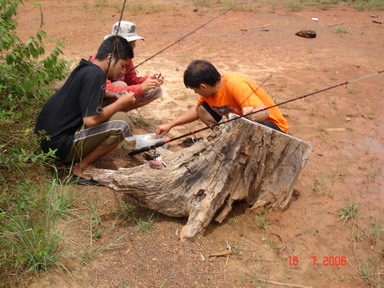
[242,107,256,116]
[141,76,159,93]
[156,123,172,138]
[104,90,119,100]
[102,91,120,106]
[154,73,164,86]
[242,106,269,121]
[116,91,135,109]
[117,90,129,97]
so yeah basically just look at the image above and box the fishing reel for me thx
[142,148,167,169]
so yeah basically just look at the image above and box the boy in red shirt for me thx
[91,21,164,110]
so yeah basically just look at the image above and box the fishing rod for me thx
[128,69,383,157]
[114,7,234,81]
[98,0,128,112]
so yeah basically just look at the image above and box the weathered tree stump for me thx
[89,117,312,239]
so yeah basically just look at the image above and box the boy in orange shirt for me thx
[156,60,288,137]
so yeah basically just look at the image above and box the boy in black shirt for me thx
[35,36,135,184]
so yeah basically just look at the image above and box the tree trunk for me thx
[89,117,312,239]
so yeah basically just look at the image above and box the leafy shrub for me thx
[0,0,67,183]
[0,0,70,285]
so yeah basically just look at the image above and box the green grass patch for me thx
[0,178,76,285]
[337,203,360,225]
[136,212,155,232]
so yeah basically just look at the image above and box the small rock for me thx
[295,30,316,38]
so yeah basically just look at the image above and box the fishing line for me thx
[128,69,383,156]
[233,75,272,113]
[348,69,384,83]
[114,7,235,81]
[97,0,128,112]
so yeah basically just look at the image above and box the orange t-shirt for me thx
[197,73,288,132]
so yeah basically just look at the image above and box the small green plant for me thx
[316,124,326,131]
[251,255,271,287]
[228,216,239,225]
[331,71,340,80]
[228,210,239,225]
[232,245,245,255]
[337,203,360,225]
[309,106,318,116]
[350,221,362,242]
[335,27,348,34]
[330,156,351,185]
[312,178,326,193]
[255,212,270,231]
[347,87,356,94]
[359,256,383,288]
[116,202,140,223]
[88,201,104,242]
[136,212,155,232]
[365,220,384,246]
[252,275,269,288]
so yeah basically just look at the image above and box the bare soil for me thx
[16,1,383,287]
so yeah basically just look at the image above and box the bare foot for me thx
[72,163,91,180]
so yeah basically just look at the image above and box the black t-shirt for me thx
[35,59,105,160]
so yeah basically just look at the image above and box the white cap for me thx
[104,21,144,42]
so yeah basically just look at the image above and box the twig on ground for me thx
[264,279,312,288]
[209,250,233,257]
[328,21,345,27]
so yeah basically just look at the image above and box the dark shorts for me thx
[201,102,283,133]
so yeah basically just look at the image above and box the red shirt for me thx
[89,55,148,98]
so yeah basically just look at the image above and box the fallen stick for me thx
[260,24,270,30]
[324,128,352,132]
[264,279,313,288]
[209,250,233,257]
[328,21,345,27]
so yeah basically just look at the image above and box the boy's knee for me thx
[101,112,133,146]
[140,86,162,102]
[110,111,133,129]
[111,81,127,87]
[197,105,214,124]
[197,103,222,126]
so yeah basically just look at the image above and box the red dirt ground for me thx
[15,1,383,287]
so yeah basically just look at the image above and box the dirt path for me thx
[16,1,383,287]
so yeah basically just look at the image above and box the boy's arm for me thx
[232,82,269,121]
[83,92,135,127]
[106,79,144,98]
[122,60,148,84]
[156,106,199,137]
[242,105,269,122]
